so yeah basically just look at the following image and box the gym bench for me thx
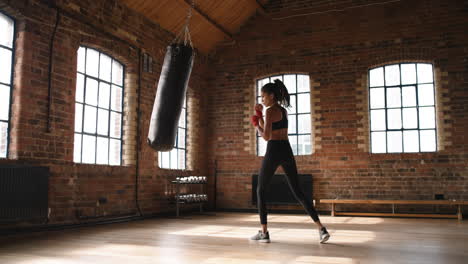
[319,199,467,220]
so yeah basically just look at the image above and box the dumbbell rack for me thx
[171,176,208,217]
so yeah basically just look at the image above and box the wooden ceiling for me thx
[120,0,269,54]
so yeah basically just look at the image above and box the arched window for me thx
[74,46,124,165]
[256,74,312,156]
[0,12,15,158]
[158,97,187,170]
[369,63,437,153]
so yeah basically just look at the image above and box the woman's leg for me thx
[257,151,279,229]
[281,156,321,226]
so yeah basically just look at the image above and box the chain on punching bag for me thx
[148,1,195,151]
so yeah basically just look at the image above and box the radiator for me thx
[0,165,49,222]
[252,174,312,205]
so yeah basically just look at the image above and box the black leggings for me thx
[257,140,320,225]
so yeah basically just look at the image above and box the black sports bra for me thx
[271,107,288,130]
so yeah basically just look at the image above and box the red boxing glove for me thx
[254,104,263,117]
[251,115,259,127]
[255,109,262,117]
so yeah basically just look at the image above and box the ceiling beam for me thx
[253,0,267,15]
[181,0,233,40]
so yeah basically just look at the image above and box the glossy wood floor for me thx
[1,212,467,264]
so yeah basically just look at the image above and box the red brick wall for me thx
[1,0,467,226]
[0,0,210,224]
[207,0,468,213]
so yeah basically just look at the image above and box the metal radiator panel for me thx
[252,174,312,205]
[0,165,49,222]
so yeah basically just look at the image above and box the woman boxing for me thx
[250,79,330,243]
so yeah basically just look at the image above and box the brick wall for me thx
[207,0,468,213]
[0,0,211,224]
[1,0,466,226]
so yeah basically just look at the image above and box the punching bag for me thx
[147,44,194,151]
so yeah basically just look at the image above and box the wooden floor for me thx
[1,212,467,264]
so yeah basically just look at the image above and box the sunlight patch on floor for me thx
[200,257,281,264]
[288,256,357,264]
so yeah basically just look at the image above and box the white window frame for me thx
[0,12,15,159]
[73,46,125,165]
[369,63,437,153]
[256,74,312,156]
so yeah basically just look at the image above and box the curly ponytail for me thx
[261,79,291,108]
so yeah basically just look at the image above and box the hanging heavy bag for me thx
[148,0,195,151]
[147,44,194,151]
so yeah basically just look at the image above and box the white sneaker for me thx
[250,230,271,243]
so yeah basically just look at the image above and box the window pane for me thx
[77,47,85,73]
[257,78,269,96]
[161,151,169,168]
[387,109,402,129]
[369,67,384,87]
[179,108,186,128]
[76,46,125,165]
[0,121,8,158]
[418,84,434,106]
[385,64,400,86]
[85,78,98,106]
[109,139,121,165]
[417,63,433,83]
[297,93,310,113]
[288,135,298,155]
[0,84,10,120]
[82,135,96,163]
[96,137,109,165]
[288,114,296,134]
[298,114,311,134]
[284,74,296,93]
[178,128,185,148]
[401,64,416,85]
[97,109,109,135]
[387,131,402,153]
[99,53,112,82]
[419,106,435,129]
[403,130,419,152]
[178,149,186,170]
[111,85,122,111]
[258,137,267,156]
[0,13,14,48]
[112,60,123,85]
[83,106,97,133]
[76,73,84,103]
[86,48,99,78]
[371,131,386,153]
[298,135,312,155]
[370,109,386,131]
[402,107,417,129]
[170,149,177,169]
[288,94,296,114]
[420,130,436,152]
[110,112,121,138]
[73,133,81,163]
[402,86,416,107]
[386,87,401,108]
[74,103,83,132]
[369,88,385,109]
[0,48,12,84]
[297,75,310,93]
[98,82,110,108]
